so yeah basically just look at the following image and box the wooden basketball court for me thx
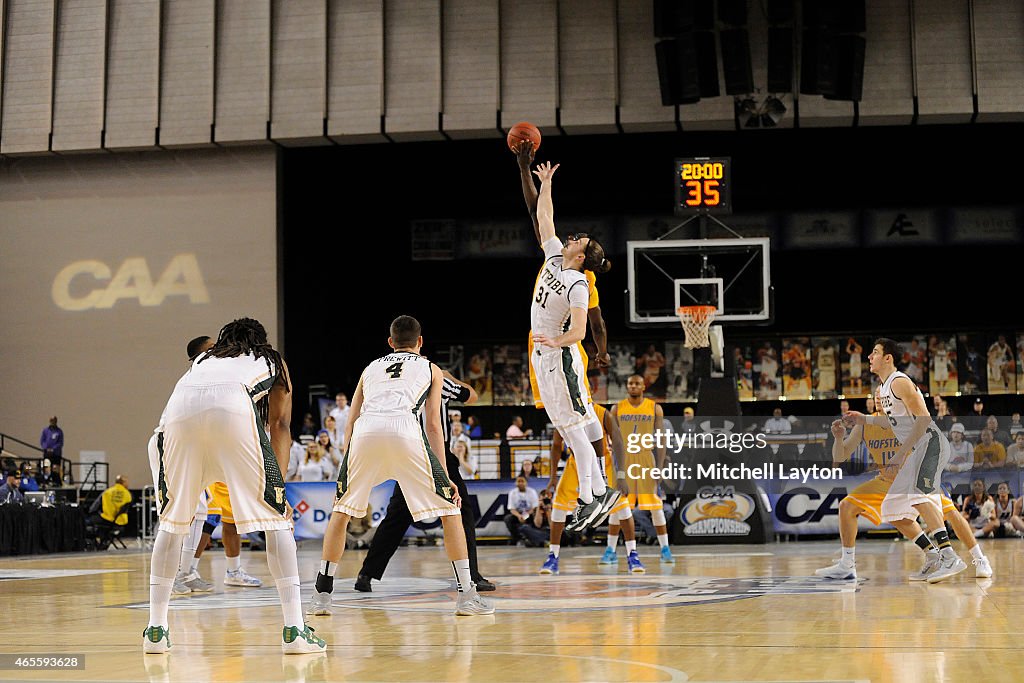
[1,539,1021,682]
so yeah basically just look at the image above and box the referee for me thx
[354,370,495,592]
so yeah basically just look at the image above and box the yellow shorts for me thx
[529,337,592,408]
[846,476,955,526]
[624,492,664,511]
[205,482,234,525]
[553,454,629,515]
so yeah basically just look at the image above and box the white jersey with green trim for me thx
[358,351,434,418]
[531,237,590,341]
[877,369,936,446]
[183,352,278,403]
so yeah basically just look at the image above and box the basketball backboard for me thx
[626,237,772,326]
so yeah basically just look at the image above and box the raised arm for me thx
[830,421,864,465]
[515,142,541,244]
[533,161,560,246]
[443,369,478,405]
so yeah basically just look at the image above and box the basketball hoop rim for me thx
[677,305,717,322]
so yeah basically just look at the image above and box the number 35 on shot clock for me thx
[674,157,731,216]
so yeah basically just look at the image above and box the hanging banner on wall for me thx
[863,209,941,246]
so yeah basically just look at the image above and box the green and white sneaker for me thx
[282,625,327,654]
[143,625,172,653]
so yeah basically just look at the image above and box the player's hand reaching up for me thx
[515,140,535,167]
[830,420,846,438]
[532,160,559,182]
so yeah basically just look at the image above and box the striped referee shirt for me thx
[419,376,471,454]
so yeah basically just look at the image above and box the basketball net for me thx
[678,305,716,349]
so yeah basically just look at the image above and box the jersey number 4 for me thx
[385,362,404,379]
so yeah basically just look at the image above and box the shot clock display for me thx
[675,157,732,215]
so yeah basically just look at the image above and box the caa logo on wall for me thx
[51,254,210,311]
[680,486,755,536]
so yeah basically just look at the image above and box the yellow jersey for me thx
[861,413,899,482]
[100,483,132,525]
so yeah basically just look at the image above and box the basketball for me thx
[507,121,541,153]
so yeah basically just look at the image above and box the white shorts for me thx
[148,433,210,521]
[153,383,291,535]
[531,345,599,435]
[334,415,460,522]
[881,427,950,523]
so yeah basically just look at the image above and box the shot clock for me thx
[674,157,732,215]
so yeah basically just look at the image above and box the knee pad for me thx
[551,508,568,524]
[584,419,604,443]
[614,506,633,522]
[651,509,667,527]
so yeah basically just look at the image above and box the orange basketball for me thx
[507,121,541,153]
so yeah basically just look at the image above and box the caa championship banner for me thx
[284,480,538,540]
[765,470,1023,535]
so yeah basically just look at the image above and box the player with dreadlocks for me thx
[143,318,326,654]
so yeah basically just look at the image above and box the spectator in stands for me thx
[287,436,305,481]
[679,406,697,434]
[504,476,539,545]
[299,412,317,437]
[974,428,1007,470]
[1,457,15,477]
[100,475,132,526]
[316,429,342,479]
[506,416,533,440]
[961,478,993,536]
[329,392,351,435]
[448,409,464,435]
[323,415,342,451]
[18,464,39,493]
[981,481,1022,538]
[1005,431,1024,468]
[39,416,64,478]
[450,420,472,454]
[454,440,477,480]
[964,398,987,432]
[0,471,24,503]
[1010,412,1024,436]
[517,458,537,479]
[295,442,334,482]
[932,395,953,433]
[764,407,792,434]
[985,415,1012,448]
[947,423,974,473]
[519,493,552,547]
[465,415,483,439]
[36,459,61,489]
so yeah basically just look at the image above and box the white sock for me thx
[550,544,560,558]
[149,577,173,628]
[452,559,472,592]
[969,545,985,561]
[563,431,597,504]
[589,450,607,496]
[841,546,855,565]
[657,533,669,548]
[606,534,618,550]
[974,529,985,538]
[149,531,185,628]
[264,529,303,627]
[275,577,304,628]
[226,555,241,572]
[625,539,637,553]
[320,560,338,578]
[189,556,201,574]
